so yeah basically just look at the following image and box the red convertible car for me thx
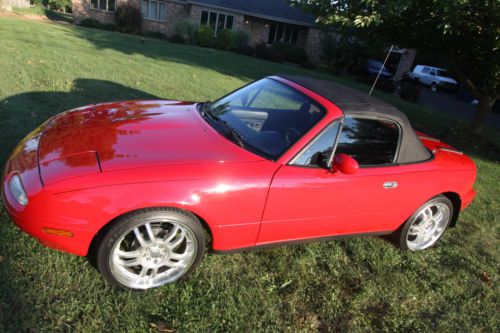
[2,75,476,290]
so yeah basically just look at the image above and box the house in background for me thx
[1,0,30,10]
[72,0,327,62]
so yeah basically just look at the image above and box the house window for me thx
[200,10,235,34]
[141,0,167,21]
[268,24,299,44]
[91,0,115,11]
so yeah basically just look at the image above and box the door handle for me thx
[383,181,398,189]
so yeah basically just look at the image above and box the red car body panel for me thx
[2,78,476,256]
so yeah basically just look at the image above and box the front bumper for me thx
[2,179,95,256]
[461,188,476,211]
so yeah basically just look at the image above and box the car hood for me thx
[38,100,262,175]
[437,76,457,84]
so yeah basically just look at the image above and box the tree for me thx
[291,0,500,134]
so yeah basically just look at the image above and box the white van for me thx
[409,65,458,91]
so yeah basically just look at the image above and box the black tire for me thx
[431,82,438,91]
[392,195,453,251]
[96,207,206,290]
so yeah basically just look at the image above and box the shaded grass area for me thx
[0,16,498,332]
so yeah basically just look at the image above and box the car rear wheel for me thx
[394,195,453,251]
[97,208,206,290]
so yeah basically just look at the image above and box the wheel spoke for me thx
[408,226,422,236]
[424,207,433,222]
[150,267,158,279]
[170,252,187,260]
[133,228,148,248]
[164,225,179,243]
[139,266,148,278]
[116,249,140,259]
[166,260,187,268]
[145,223,156,242]
[121,258,140,267]
[434,210,444,222]
[168,230,186,250]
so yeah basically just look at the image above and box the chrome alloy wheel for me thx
[109,219,198,289]
[406,202,451,250]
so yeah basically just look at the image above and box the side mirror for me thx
[332,153,359,175]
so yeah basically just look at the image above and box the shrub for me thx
[266,47,286,63]
[254,42,268,59]
[300,60,316,70]
[195,25,214,47]
[356,75,395,93]
[100,22,116,31]
[80,18,115,31]
[170,35,186,44]
[214,29,234,50]
[255,43,287,63]
[232,29,251,50]
[144,30,167,40]
[271,43,307,63]
[114,3,142,34]
[234,44,254,56]
[47,0,71,11]
[174,20,197,44]
[398,80,420,102]
[80,18,102,29]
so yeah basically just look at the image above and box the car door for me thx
[257,117,426,245]
[419,67,432,85]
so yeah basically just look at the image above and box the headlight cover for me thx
[8,174,28,206]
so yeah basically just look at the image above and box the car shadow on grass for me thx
[0,78,161,167]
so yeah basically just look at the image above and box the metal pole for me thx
[369,45,394,96]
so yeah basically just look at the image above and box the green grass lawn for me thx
[0,16,498,332]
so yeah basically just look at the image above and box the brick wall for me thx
[73,0,189,36]
[73,0,121,24]
[189,5,244,31]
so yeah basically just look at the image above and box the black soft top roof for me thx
[277,75,432,164]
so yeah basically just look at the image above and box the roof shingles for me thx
[187,0,316,26]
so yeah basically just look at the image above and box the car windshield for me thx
[201,78,325,160]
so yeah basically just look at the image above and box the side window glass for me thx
[292,122,340,167]
[335,118,399,166]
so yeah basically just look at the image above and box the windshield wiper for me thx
[199,102,246,148]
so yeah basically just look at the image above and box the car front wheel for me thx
[97,208,206,290]
[394,195,453,251]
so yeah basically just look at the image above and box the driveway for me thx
[418,88,500,129]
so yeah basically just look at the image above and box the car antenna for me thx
[369,45,394,96]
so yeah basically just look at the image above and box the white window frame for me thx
[200,10,235,35]
[90,0,115,12]
[141,0,167,22]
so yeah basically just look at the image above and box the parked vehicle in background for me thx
[409,65,458,91]
[358,59,394,81]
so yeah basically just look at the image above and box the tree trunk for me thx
[471,96,496,135]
